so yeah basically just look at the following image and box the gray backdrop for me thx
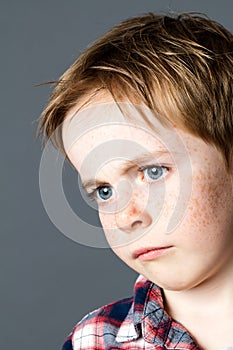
[2,1,233,349]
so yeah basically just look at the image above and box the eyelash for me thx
[86,164,171,202]
[138,164,170,182]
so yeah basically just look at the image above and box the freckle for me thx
[131,207,138,216]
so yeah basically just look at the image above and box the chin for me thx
[145,273,196,292]
[160,282,191,292]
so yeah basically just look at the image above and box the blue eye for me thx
[142,165,169,182]
[96,186,113,201]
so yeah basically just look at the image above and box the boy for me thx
[37,12,233,350]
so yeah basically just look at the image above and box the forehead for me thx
[62,101,189,166]
[62,99,224,182]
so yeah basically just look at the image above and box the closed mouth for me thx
[132,246,173,259]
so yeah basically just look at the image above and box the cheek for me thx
[98,208,117,231]
[111,246,131,265]
[99,212,114,229]
[180,169,233,244]
[146,172,181,228]
[98,210,123,247]
[195,176,229,221]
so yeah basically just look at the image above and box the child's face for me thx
[63,93,233,291]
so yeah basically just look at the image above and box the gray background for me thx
[2,1,233,349]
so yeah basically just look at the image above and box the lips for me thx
[132,246,173,259]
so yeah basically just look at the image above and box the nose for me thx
[115,197,152,234]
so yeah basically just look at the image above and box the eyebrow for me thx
[81,150,174,190]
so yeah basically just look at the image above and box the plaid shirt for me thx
[61,274,204,349]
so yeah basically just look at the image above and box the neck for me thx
[162,262,233,350]
[163,261,233,319]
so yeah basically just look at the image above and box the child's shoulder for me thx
[62,275,150,350]
[62,296,134,350]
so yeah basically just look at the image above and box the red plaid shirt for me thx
[62,274,201,349]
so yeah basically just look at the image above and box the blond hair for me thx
[36,12,233,170]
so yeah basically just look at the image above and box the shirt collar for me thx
[116,275,199,349]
